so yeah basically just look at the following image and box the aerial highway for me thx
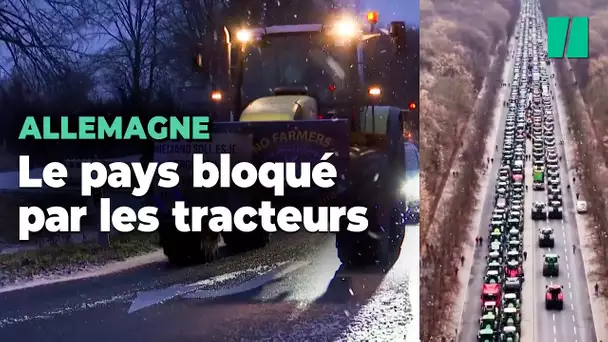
[458,0,597,341]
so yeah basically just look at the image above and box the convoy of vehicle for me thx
[477,2,567,340]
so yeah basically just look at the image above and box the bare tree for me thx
[86,0,162,108]
[0,0,88,89]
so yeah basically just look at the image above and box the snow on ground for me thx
[0,249,166,294]
[550,63,608,341]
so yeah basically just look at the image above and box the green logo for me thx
[547,17,589,59]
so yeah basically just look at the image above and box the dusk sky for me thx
[357,0,419,26]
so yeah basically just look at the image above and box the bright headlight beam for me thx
[401,178,420,199]
[236,29,252,43]
[334,19,359,38]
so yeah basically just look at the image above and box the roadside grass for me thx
[0,233,160,284]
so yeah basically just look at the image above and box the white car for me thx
[576,201,588,214]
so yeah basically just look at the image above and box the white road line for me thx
[553,313,556,321]
[567,272,570,278]
[572,313,575,321]
[553,325,557,334]
[574,327,577,334]
[569,292,573,299]
[569,282,572,289]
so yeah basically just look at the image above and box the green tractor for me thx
[490,230,503,244]
[507,218,521,230]
[478,327,497,342]
[507,240,522,253]
[479,312,499,331]
[502,293,521,309]
[489,241,503,255]
[506,250,521,263]
[499,326,520,342]
[486,260,502,273]
[542,253,560,277]
[488,251,503,264]
[507,227,521,241]
[490,221,505,233]
[484,270,502,284]
[501,307,521,330]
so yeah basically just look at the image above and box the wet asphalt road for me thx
[0,226,417,342]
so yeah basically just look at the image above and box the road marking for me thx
[569,282,571,289]
[553,313,556,321]
[569,292,573,299]
[553,325,557,333]
[567,272,570,278]
[574,326,577,334]
[184,261,310,300]
[127,261,301,313]
[572,313,575,320]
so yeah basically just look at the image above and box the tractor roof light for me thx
[367,11,379,25]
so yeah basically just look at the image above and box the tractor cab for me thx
[478,327,496,342]
[482,284,502,308]
[507,227,521,241]
[506,250,521,263]
[507,218,521,230]
[489,241,503,254]
[482,301,499,316]
[484,270,502,284]
[502,293,520,309]
[487,261,502,273]
[490,220,505,232]
[490,230,503,243]
[543,253,560,277]
[503,277,522,295]
[479,312,498,331]
[501,307,521,329]
[488,251,503,264]
[507,240,522,253]
[505,260,523,278]
[198,14,412,141]
[500,326,520,341]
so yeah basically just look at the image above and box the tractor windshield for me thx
[241,33,353,107]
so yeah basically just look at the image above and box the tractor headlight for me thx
[401,176,420,200]
[332,18,361,39]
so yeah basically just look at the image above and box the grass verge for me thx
[0,233,159,286]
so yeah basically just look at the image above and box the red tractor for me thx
[505,261,524,279]
[481,283,502,309]
[545,284,564,310]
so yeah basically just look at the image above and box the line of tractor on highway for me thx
[476,2,566,341]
